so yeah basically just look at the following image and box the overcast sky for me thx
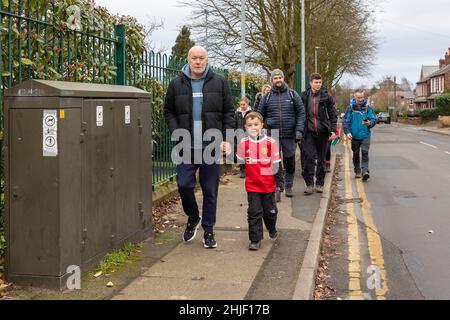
[95,0,450,88]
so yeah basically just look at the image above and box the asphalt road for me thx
[364,124,450,299]
[326,123,450,300]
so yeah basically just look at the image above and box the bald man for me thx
[164,45,235,249]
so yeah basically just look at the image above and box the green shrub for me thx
[0,178,3,266]
[419,108,439,122]
[435,94,450,115]
[419,93,450,122]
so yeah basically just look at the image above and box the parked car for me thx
[377,112,391,124]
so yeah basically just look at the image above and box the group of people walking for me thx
[164,45,376,251]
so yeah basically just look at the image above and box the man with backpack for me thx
[258,69,305,199]
[343,89,377,181]
[301,73,337,195]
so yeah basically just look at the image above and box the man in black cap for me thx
[258,68,305,199]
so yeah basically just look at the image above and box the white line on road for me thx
[420,141,439,149]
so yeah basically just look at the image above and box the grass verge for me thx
[89,242,143,277]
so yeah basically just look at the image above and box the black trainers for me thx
[315,185,324,193]
[304,185,314,195]
[248,241,261,251]
[240,171,246,179]
[362,171,370,181]
[269,230,278,241]
[285,187,293,198]
[203,231,217,249]
[355,172,362,179]
[183,218,200,242]
[325,163,331,173]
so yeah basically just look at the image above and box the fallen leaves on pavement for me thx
[152,196,182,232]
[314,156,342,300]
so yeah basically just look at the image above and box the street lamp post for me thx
[314,46,321,73]
[301,0,305,92]
[393,75,397,121]
[241,0,246,98]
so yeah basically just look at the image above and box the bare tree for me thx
[144,17,165,51]
[180,0,378,89]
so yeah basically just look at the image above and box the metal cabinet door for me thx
[138,99,153,232]
[9,109,59,275]
[113,100,141,244]
[81,100,115,265]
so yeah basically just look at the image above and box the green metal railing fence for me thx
[0,2,261,195]
[127,52,185,187]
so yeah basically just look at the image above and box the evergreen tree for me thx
[171,26,195,59]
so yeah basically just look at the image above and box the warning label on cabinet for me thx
[43,110,58,157]
[125,105,131,125]
[97,105,104,127]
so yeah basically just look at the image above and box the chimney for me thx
[446,49,450,65]
[440,59,446,68]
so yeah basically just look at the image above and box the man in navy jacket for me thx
[258,69,305,199]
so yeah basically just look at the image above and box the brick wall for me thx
[445,70,450,92]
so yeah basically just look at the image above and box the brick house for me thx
[414,66,438,110]
[414,48,450,110]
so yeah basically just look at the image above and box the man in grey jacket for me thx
[258,69,306,199]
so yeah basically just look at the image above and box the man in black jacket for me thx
[258,69,305,199]
[301,73,337,195]
[164,45,235,249]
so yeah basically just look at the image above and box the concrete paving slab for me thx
[113,230,272,300]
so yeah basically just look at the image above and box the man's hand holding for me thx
[329,132,337,141]
[221,141,232,156]
[295,132,303,144]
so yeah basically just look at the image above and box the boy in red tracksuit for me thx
[236,112,282,251]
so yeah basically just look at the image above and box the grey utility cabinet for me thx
[3,80,153,289]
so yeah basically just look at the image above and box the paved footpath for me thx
[393,122,450,136]
[112,152,335,300]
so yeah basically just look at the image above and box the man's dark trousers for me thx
[303,132,329,187]
[351,138,370,174]
[279,138,297,189]
[247,192,278,242]
[176,161,221,232]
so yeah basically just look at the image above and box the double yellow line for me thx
[344,138,388,300]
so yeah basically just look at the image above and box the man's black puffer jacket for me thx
[164,69,235,140]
